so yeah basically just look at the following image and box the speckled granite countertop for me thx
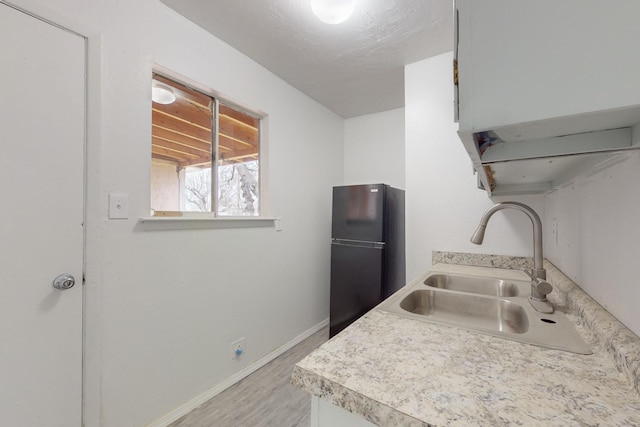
[292,260,640,426]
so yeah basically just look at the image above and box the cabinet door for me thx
[457,0,640,131]
[312,397,377,427]
[455,0,640,196]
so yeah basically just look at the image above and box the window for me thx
[150,74,261,216]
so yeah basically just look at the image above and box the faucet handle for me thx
[523,268,546,281]
[524,269,555,313]
[523,269,535,280]
[532,279,553,297]
[523,269,553,298]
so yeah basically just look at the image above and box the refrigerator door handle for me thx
[331,238,385,249]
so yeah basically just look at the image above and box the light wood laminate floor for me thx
[170,327,329,427]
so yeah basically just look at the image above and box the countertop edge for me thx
[291,364,430,427]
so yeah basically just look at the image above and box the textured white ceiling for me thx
[160,0,454,118]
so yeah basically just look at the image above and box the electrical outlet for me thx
[231,337,245,359]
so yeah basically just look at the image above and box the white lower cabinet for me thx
[311,396,377,427]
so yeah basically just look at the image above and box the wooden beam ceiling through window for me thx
[151,74,259,168]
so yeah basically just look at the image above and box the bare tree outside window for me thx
[217,161,259,215]
[184,167,211,212]
[183,161,259,215]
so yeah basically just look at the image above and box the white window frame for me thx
[145,70,276,228]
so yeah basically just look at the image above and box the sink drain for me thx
[540,318,557,324]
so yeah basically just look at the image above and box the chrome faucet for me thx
[470,201,554,313]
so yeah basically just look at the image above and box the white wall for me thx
[9,1,343,426]
[405,52,544,281]
[344,108,405,189]
[544,152,640,336]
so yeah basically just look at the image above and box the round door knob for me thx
[53,273,75,290]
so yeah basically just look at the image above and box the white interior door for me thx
[0,3,85,426]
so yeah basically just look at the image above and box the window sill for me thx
[138,216,279,231]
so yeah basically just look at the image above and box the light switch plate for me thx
[108,193,129,219]
[274,218,283,231]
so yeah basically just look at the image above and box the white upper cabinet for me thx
[455,0,640,195]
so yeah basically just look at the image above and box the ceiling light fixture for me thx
[311,0,356,25]
[151,81,176,104]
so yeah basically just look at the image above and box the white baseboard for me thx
[147,318,329,427]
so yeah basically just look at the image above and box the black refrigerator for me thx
[330,184,405,337]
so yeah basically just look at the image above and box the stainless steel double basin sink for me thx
[378,272,591,354]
